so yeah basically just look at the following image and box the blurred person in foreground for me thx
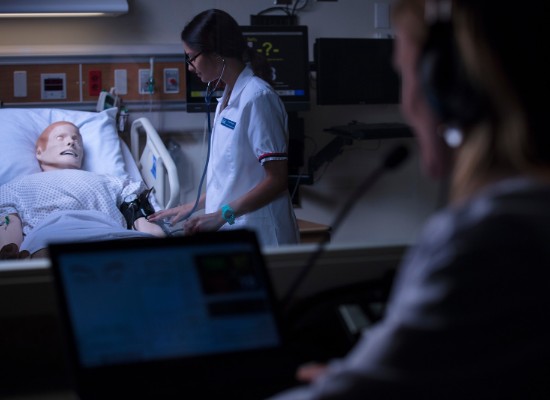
[268,0,550,398]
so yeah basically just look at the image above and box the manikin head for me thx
[35,121,84,171]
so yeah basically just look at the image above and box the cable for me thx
[258,0,310,17]
[292,0,309,14]
[171,68,226,230]
[172,90,213,229]
[257,6,292,16]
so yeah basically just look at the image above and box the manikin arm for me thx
[0,214,23,249]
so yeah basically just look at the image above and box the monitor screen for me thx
[185,71,225,113]
[185,25,311,113]
[315,38,400,105]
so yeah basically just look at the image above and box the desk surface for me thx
[297,218,330,232]
[297,218,331,244]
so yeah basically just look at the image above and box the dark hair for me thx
[181,9,273,84]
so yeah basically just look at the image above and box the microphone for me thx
[280,144,410,311]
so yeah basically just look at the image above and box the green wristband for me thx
[221,204,236,225]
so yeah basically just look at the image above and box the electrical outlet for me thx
[114,69,128,95]
[13,71,27,97]
[88,70,102,96]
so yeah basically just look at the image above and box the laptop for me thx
[49,229,298,400]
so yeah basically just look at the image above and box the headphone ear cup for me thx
[419,21,488,128]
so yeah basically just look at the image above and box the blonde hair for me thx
[393,0,549,202]
[391,0,428,44]
[450,2,545,201]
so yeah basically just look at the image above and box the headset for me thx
[419,0,488,130]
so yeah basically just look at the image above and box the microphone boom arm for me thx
[281,145,409,311]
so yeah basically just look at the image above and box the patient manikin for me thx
[0,121,164,259]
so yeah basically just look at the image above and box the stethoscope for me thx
[174,60,226,226]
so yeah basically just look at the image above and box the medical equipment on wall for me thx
[138,57,156,95]
[96,89,118,112]
[96,87,129,133]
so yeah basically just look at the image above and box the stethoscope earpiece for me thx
[205,60,226,101]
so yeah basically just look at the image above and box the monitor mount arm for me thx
[289,134,353,187]
[307,135,353,174]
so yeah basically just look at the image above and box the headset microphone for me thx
[280,145,410,312]
[383,145,409,169]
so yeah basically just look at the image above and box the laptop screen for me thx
[50,230,282,369]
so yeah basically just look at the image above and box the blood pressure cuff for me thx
[119,187,155,229]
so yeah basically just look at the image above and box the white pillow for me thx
[0,107,127,185]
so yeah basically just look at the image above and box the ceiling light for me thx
[0,0,129,18]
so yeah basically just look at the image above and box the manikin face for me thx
[36,122,84,171]
[393,16,450,179]
[183,42,223,84]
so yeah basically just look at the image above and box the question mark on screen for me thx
[262,42,273,56]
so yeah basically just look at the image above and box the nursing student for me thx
[148,9,299,247]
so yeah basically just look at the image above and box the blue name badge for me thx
[221,117,236,130]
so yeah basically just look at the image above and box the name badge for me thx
[221,117,236,130]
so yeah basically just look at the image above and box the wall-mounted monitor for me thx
[241,25,310,113]
[185,71,225,113]
[315,38,400,105]
[185,25,311,113]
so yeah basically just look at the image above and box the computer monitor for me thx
[241,25,311,178]
[241,25,310,112]
[185,71,225,113]
[185,25,311,113]
[315,37,400,105]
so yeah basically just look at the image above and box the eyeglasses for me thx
[184,51,202,67]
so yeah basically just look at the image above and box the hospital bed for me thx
[0,106,180,252]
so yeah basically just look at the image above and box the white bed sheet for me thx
[23,210,154,254]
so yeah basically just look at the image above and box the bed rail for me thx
[130,117,180,209]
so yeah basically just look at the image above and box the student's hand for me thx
[147,203,195,225]
[183,211,225,235]
[295,362,328,383]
